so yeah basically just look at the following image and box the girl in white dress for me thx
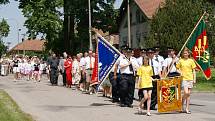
[25,58,33,81]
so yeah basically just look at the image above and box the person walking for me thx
[84,50,95,94]
[59,56,66,86]
[147,48,162,110]
[64,56,73,88]
[118,47,138,108]
[137,56,153,116]
[176,49,196,114]
[49,53,59,86]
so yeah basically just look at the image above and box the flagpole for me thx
[95,31,122,55]
[177,11,206,57]
[165,12,206,78]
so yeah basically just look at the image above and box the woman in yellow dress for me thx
[176,49,196,114]
[137,56,153,116]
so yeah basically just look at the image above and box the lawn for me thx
[193,68,215,92]
[0,90,34,121]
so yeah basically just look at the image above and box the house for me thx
[9,39,45,54]
[92,28,119,49]
[118,0,164,49]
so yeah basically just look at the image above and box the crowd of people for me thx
[0,46,197,116]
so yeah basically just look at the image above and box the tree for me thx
[0,0,9,4]
[18,0,64,53]
[64,0,118,54]
[146,0,215,56]
[0,19,10,56]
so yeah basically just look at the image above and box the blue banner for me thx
[98,36,120,83]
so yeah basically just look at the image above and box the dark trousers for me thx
[119,74,135,105]
[145,75,160,109]
[50,69,58,85]
[109,72,120,102]
[63,71,66,86]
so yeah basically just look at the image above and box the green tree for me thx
[0,19,10,55]
[18,0,64,53]
[0,0,9,4]
[146,0,215,56]
[63,0,118,54]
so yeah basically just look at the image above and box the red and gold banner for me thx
[157,76,182,113]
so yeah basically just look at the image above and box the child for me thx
[176,49,196,114]
[137,56,153,116]
[33,58,40,82]
[101,78,112,98]
[25,59,32,81]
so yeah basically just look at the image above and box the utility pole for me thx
[127,0,131,48]
[88,0,93,51]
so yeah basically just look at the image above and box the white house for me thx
[118,0,164,49]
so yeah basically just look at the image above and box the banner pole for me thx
[177,11,206,57]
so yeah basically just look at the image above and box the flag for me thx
[97,36,121,86]
[186,19,211,80]
[91,45,99,85]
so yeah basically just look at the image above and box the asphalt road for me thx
[0,75,215,121]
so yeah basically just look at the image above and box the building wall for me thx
[119,2,150,49]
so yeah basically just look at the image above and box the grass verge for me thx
[193,68,215,92]
[0,90,34,121]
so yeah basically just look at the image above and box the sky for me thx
[0,0,123,49]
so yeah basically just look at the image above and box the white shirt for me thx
[72,59,80,73]
[118,55,139,74]
[80,57,86,69]
[137,56,143,66]
[163,57,179,73]
[149,58,162,76]
[153,55,164,66]
[84,56,95,69]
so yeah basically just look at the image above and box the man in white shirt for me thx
[153,47,164,66]
[118,47,139,108]
[84,50,95,93]
[162,47,180,77]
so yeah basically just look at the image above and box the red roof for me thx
[134,0,164,19]
[10,39,45,52]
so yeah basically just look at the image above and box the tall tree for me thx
[146,0,215,56]
[0,0,9,4]
[19,0,118,54]
[64,0,118,54]
[18,0,64,53]
[0,19,9,55]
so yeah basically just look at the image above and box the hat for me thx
[154,46,160,51]
[167,47,174,51]
[127,48,133,53]
[141,49,146,53]
[147,48,155,53]
[121,45,128,50]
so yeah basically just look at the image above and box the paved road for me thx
[0,75,215,121]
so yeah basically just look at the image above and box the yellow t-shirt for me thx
[137,65,153,89]
[176,58,196,81]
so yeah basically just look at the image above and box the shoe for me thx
[186,110,191,114]
[146,112,151,116]
[112,100,120,103]
[120,104,126,107]
[138,107,144,114]
[127,104,133,108]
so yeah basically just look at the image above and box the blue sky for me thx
[0,0,123,49]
